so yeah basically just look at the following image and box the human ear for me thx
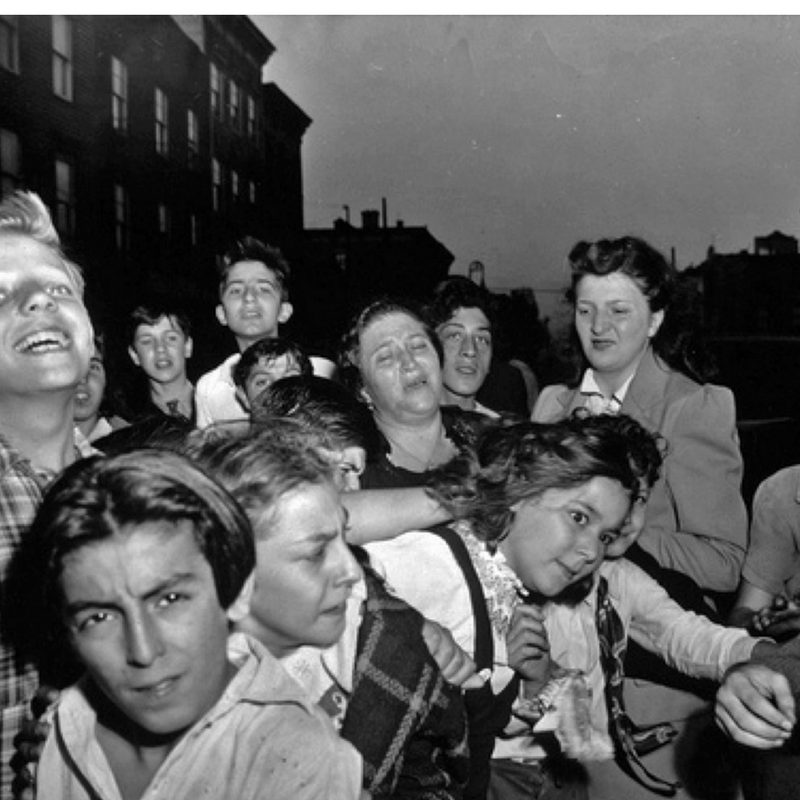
[648,309,665,338]
[226,572,253,624]
[215,304,229,328]
[128,345,141,367]
[184,337,194,359]
[277,301,293,324]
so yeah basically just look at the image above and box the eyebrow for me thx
[63,572,199,616]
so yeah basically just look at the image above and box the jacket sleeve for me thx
[530,384,569,423]
[640,384,747,593]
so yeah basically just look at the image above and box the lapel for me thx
[620,348,671,420]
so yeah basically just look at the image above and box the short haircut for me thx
[0,190,85,296]
[127,303,192,346]
[337,296,443,398]
[186,419,339,536]
[252,374,382,460]
[426,276,496,331]
[428,413,663,550]
[18,450,254,668]
[218,236,291,300]
[232,336,312,390]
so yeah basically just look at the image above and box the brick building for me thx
[0,14,310,371]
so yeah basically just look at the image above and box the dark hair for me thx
[127,303,193,346]
[426,276,496,332]
[17,450,254,675]
[337,297,443,398]
[232,336,312,390]
[428,413,662,550]
[218,236,290,299]
[252,374,382,460]
[566,236,717,383]
[185,419,338,534]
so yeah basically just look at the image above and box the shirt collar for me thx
[579,369,634,414]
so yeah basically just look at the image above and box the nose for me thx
[333,540,361,589]
[19,281,57,314]
[126,612,165,667]
[242,284,258,303]
[590,309,610,334]
[460,333,477,357]
[575,530,603,566]
[398,346,417,371]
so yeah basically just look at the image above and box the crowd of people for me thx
[1,188,800,800]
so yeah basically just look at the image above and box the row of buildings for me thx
[1,14,456,369]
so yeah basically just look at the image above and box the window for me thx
[212,158,221,211]
[0,15,19,73]
[228,79,240,130]
[187,109,199,164]
[210,63,222,120]
[248,180,256,204]
[55,157,75,236]
[190,213,199,247]
[247,95,257,140]
[114,183,129,252]
[52,16,73,101]
[158,202,170,235]
[0,129,20,196]
[111,56,128,132]
[231,170,239,202]
[155,87,169,156]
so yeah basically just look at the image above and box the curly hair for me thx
[428,413,662,551]
[566,236,717,383]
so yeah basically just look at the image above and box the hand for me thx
[506,604,551,693]
[421,618,484,690]
[715,662,796,749]
[750,596,800,641]
[10,684,59,799]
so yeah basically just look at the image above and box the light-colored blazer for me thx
[532,347,747,593]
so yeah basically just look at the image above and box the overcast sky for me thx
[253,15,800,311]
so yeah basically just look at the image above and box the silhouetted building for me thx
[297,205,455,353]
[0,14,310,371]
[696,232,800,337]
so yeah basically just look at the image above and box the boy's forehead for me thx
[0,232,80,287]
[137,315,185,336]
[224,259,280,285]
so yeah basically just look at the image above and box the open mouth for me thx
[15,329,70,353]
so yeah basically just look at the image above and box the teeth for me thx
[17,330,69,352]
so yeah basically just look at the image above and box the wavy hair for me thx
[428,413,663,551]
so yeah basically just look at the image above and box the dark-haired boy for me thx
[127,304,195,423]
[232,336,312,412]
[195,238,293,428]
[26,450,364,799]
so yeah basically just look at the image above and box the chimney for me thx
[382,197,387,228]
[361,210,380,230]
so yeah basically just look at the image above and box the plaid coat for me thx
[341,564,470,799]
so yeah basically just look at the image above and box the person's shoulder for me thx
[198,354,241,386]
[531,383,571,422]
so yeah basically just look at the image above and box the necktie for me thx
[595,576,680,796]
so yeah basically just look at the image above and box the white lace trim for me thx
[453,520,529,639]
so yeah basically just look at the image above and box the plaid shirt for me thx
[0,429,94,796]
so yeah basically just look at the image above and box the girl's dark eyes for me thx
[570,511,589,526]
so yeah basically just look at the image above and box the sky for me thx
[251,14,800,316]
